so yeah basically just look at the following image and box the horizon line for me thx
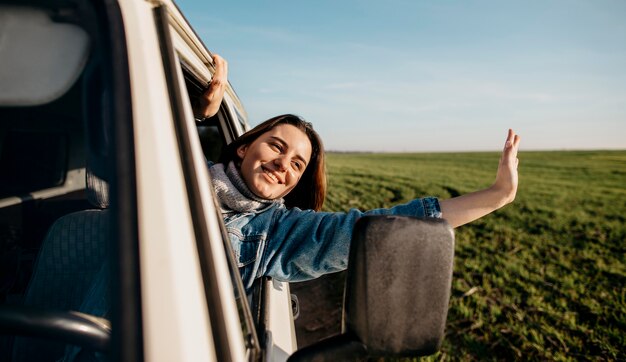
[325,148,626,154]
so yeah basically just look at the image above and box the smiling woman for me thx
[218,113,326,211]
[238,124,312,200]
[204,56,521,293]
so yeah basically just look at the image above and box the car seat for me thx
[10,170,110,362]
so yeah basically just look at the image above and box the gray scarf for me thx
[209,162,282,214]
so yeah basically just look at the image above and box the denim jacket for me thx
[224,198,442,291]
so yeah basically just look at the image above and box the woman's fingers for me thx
[502,129,520,165]
[200,54,229,118]
[505,128,514,149]
[504,129,520,151]
[211,54,228,84]
[493,129,521,204]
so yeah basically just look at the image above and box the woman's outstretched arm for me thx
[439,129,521,228]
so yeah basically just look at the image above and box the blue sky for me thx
[178,0,626,152]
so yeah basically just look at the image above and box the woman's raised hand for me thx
[199,54,228,118]
[492,129,521,206]
[439,129,521,228]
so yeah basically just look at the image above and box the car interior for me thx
[0,2,236,361]
[0,2,115,360]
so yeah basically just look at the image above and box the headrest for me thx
[0,6,89,106]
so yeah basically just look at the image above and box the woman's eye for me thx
[270,143,282,152]
[292,161,302,171]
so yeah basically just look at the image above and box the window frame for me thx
[181,67,263,360]
[154,4,261,361]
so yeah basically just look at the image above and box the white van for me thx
[0,0,455,361]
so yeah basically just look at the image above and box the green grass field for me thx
[322,150,625,361]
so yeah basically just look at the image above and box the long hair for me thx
[220,114,326,211]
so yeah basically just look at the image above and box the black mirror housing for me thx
[345,215,454,356]
[290,215,454,361]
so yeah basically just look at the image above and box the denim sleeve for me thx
[261,197,441,282]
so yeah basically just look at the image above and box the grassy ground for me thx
[322,150,625,361]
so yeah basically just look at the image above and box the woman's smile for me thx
[261,165,283,184]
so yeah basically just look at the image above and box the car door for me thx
[122,2,262,361]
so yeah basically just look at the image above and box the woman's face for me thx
[237,124,313,200]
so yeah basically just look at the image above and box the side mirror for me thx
[289,215,454,361]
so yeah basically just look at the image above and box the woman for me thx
[201,55,521,292]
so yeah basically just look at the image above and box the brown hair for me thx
[220,114,326,211]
